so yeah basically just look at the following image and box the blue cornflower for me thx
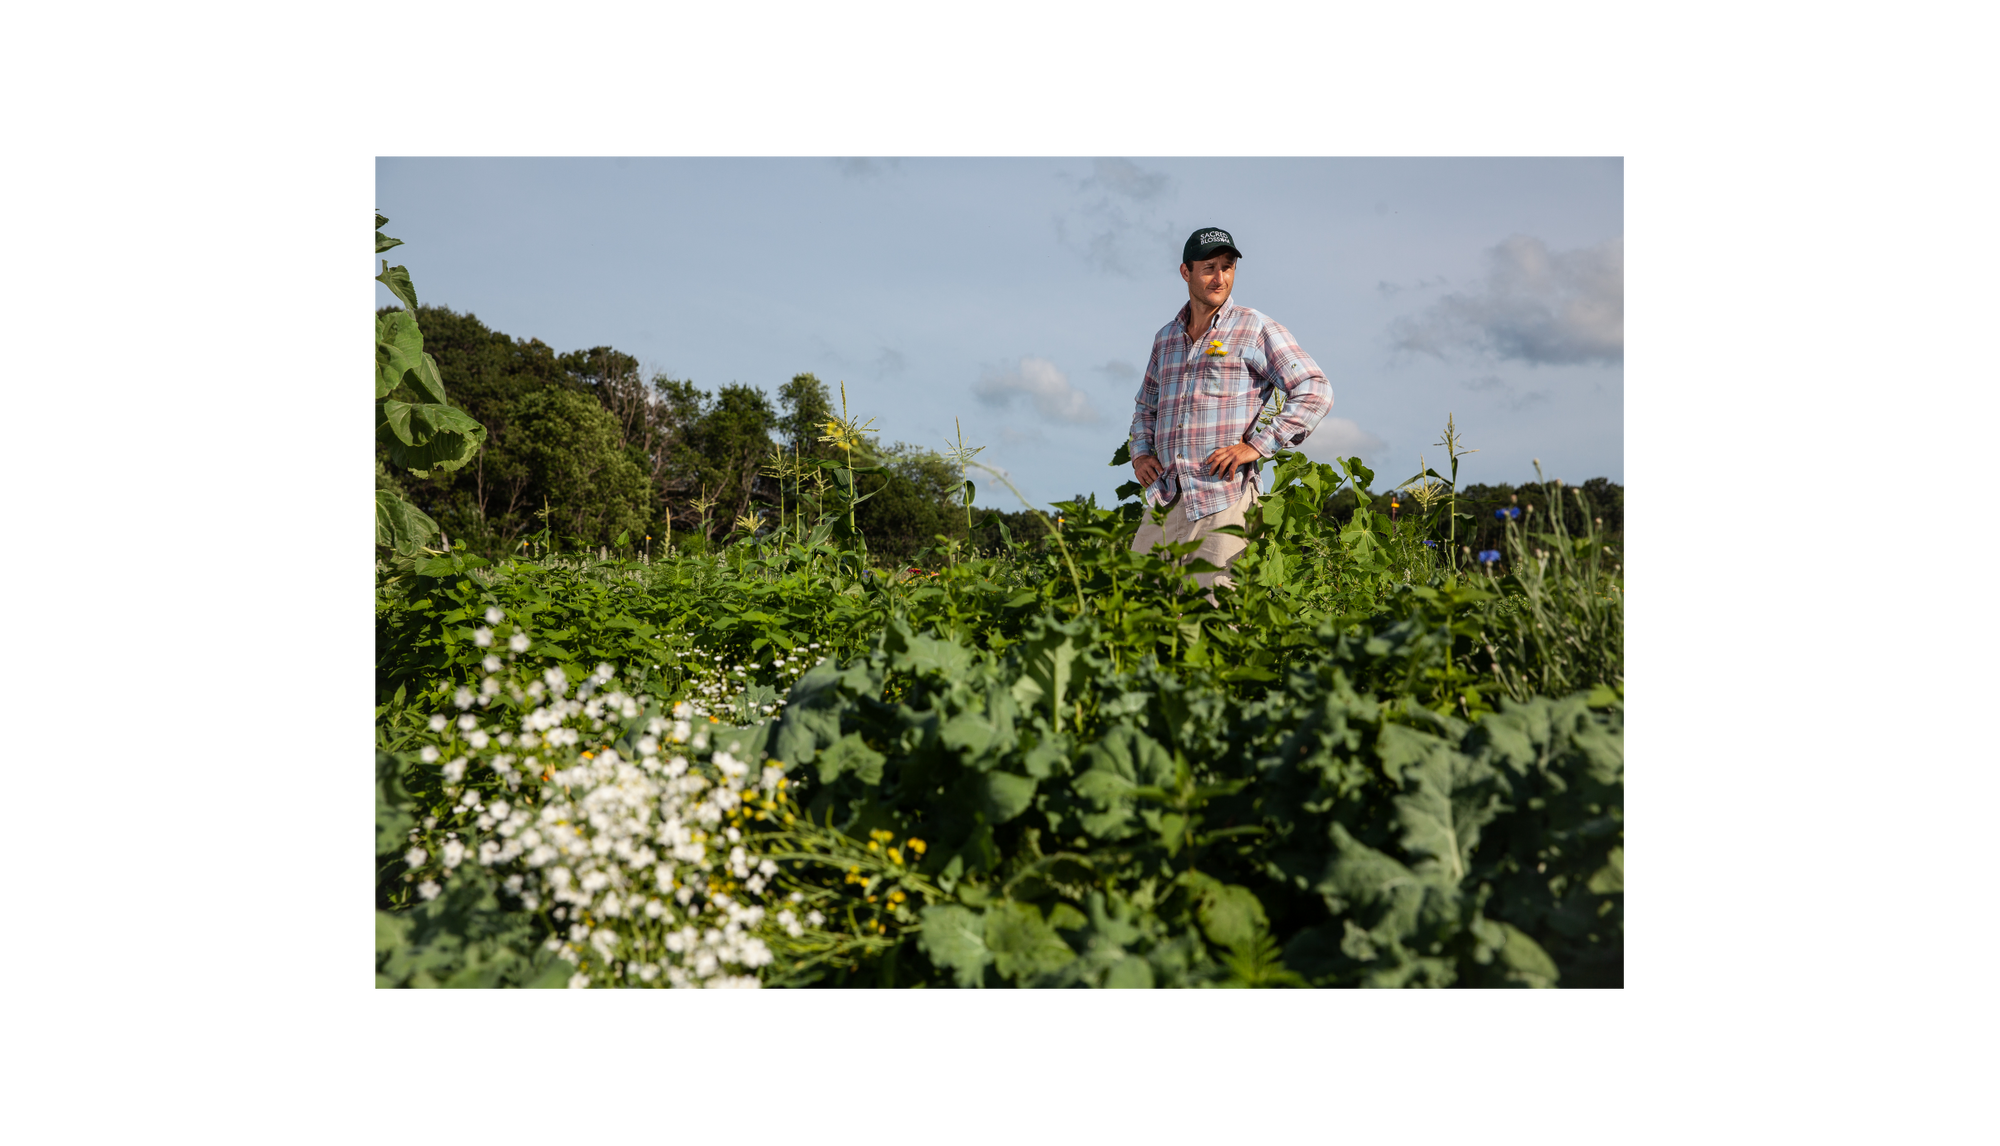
[1493,506,1521,520]
[1421,540,1437,548]
[1477,549,1501,564]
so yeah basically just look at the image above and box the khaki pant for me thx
[1130,480,1258,595]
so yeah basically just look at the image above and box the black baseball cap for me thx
[1182,226,1243,264]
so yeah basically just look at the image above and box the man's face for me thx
[1181,253,1237,309]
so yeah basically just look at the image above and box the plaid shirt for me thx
[1127,299,1333,521]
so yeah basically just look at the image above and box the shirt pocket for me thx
[1201,356,1252,397]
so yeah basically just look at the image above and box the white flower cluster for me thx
[403,628,806,989]
[660,643,824,722]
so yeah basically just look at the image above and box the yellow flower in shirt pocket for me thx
[1206,339,1228,357]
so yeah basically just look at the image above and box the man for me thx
[1127,226,1333,595]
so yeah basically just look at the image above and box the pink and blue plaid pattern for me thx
[1127,300,1333,521]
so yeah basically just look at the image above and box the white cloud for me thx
[1095,359,1139,382]
[973,357,1100,424]
[1391,235,1622,365]
[1295,417,1388,465]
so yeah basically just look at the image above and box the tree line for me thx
[376,305,986,564]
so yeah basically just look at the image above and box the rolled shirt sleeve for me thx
[1127,343,1162,459]
[1243,320,1332,458]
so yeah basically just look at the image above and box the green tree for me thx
[509,387,652,548]
[673,383,780,539]
[380,304,588,553]
[778,372,836,460]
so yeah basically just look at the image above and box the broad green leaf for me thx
[377,261,418,313]
[1197,882,1270,951]
[376,310,425,399]
[375,489,438,555]
[386,409,487,477]
[983,901,1075,982]
[381,398,418,446]
[917,905,991,988]
[1108,439,1132,466]
[374,214,405,255]
[1073,726,1174,837]
[885,624,971,676]
[1103,954,1155,988]
[816,731,885,785]
[1016,627,1076,723]
[978,771,1036,823]
[939,711,995,758]
[405,350,449,406]
[1382,727,1504,885]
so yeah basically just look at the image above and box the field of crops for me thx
[373,219,1623,989]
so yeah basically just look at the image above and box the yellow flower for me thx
[907,838,926,855]
[887,848,903,865]
[867,841,879,852]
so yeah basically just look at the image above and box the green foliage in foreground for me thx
[374,215,487,559]
[376,442,1622,988]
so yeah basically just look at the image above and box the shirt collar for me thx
[1175,297,1239,338]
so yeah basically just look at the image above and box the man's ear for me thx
[1179,263,1192,283]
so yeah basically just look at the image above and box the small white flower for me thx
[404,847,426,867]
[417,880,442,901]
[441,839,466,869]
[454,687,474,709]
[418,745,439,764]
[806,910,825,926]
[427,714,448,732]
[509,633,530,653]
[457,714,477,732]
[482,655,503,674]
[442,757,467,783]
[568,972,590,989]
[473,627,494,648]
[485,607,504,624]
[467,730,490,750]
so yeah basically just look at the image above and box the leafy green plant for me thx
[366,257,1624,987]
[374,214,486,560]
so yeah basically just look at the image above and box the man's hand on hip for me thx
[1132,454,1162,486]
[1204,442,1262,477]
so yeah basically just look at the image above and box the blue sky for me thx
[376,157,1622,509]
